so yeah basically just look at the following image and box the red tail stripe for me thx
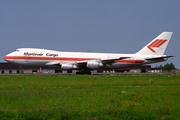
[149,40,159,47]
[147,45,156,53]
[156,40,167,47]
[147,39,167,53]
[147,40,160,53]
[151,39,162,47]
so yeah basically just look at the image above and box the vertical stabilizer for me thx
[136,32,173,55]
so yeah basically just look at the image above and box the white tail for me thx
[136,32,173,55]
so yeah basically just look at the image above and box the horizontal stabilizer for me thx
[145,56,174,60]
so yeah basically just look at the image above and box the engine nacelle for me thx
[87,61,103,69]
[61,64,78,70]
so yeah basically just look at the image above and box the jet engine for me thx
[87,61,103,69]
[61,64,78,70]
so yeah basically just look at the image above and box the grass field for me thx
[0,73,180,119]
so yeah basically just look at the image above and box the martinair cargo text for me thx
[4,32,173,74]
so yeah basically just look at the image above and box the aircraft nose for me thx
[3,53,14,63]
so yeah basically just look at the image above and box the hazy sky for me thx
[0,0,180,68]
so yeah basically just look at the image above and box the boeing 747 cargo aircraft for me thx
[4,32,173,74]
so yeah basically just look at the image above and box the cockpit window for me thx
[15,49,19,52]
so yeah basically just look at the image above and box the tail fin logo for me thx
[147,39,167,53]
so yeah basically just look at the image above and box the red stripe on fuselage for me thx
[4,56,144,63]
[116,59,144,63]
[4,56,97,61]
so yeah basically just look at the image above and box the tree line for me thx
[156,63,176,72]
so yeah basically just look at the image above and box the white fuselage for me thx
[3,48,166,70]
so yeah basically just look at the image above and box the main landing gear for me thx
[76,70,91,75]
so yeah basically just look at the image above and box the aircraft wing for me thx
[45,57,130,68]
[100,57,130,64]
[76,57,130,66]
[45,61,61,66]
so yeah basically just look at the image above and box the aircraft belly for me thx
[13,59,77,67]
[103,63,143,70]
[13,60,49,66]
